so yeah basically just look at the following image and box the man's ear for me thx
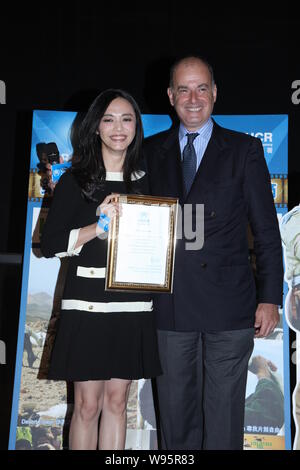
[167,87,174,106]
[213,84,217,103]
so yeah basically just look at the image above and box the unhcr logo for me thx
[0,80,6,104]
[246,131,273,143]
[246,131,273,155]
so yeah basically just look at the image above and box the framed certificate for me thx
[105,194,178,293]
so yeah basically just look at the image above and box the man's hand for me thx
[254,303,279,338]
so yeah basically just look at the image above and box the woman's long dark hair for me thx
[70,89,144,201]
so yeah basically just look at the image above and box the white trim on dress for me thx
[76,266,106,278]
[61,299,153,313]
[105,170,145,181]
[55,228,83,258]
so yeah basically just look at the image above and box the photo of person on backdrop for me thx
[280,204,300,332]
[36,142,64,195]
[40,89,162,450]
[293,381,300,450]
[245,355,284,432]
[144,55,283,450]
[280,204,300,451]
[23,325,41,368]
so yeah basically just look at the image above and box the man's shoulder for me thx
[215,122,261,148]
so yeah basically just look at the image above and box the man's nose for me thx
[190,90,198,103]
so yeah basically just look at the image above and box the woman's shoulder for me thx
[55,170,80,191]
[52,170,82,200]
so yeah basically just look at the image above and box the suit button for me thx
[210,211,216,218]
[88,305,94,310]
[201,263,207,268]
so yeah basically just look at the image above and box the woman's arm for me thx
[41,172,120,257]
[74,194,120,249]
[41,172,80,258]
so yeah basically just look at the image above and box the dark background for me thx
[0,2,299,450]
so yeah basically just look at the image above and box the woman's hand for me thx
[96,194,121,235]
[73,194,121,250]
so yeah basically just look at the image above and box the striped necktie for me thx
[182,132,198,197]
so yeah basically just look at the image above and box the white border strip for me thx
[77,266,106,278]
[61,299,153,313]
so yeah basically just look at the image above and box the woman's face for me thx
[98,97,136,156]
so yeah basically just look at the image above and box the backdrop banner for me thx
[9,112,290,451]
[214,115,289,450]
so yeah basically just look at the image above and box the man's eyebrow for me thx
[176,83,209,89]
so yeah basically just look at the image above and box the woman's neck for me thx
[102,149,125,172]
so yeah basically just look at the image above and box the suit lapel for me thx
[158,127,184,201]
[156,122,232,202]
[187,121,231,196]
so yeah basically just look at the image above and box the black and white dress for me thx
[41,170,162,382]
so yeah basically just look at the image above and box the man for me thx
[144,56,283,450]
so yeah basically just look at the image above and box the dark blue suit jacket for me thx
[143,121,283,331]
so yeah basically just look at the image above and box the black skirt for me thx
[48,309,162,381]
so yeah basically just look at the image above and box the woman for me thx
[41,89,162,450]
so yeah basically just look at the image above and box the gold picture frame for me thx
[106,194,178,293]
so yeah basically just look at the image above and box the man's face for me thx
[167,59,217,131]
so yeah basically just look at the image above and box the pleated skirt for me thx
[48,309,162,381]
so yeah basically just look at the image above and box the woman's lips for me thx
[110,135,127,141]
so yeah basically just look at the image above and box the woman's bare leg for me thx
[69,380,104,450]
[98,378,132,450]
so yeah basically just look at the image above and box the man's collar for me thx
[179,117,213,141]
